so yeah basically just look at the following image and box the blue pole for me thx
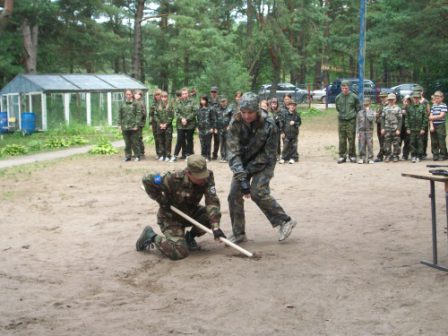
[358,0,366,102]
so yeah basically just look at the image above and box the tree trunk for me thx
[0,0,14,32]
[132,0,145,81]
[269,46,281,97]
[21,18,38,74]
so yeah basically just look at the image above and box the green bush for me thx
[89,138,118,155]
[70,135,89,145]
[1,144,28,156]
[45,137,71,149]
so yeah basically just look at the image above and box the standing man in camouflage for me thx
[209,86,220,160]
[381,93,402,162]
[336,80,361,163]
[133,90,147,158]
[119,89,141,161]
[374,91,388,162]
[172,88,196,161]
[136,155,226,260]
[226,92,297,243]
[406,92,428,163]
[154,91,174,161]
[215,96,234,162]
[150,89,162,159]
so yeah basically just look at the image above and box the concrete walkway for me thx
[0,140,124,170]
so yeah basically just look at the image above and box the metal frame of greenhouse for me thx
[0,74,148,131]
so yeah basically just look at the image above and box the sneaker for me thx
[412,157,417,163]
[279,159,285,164]
[385,156,390,163]
[337,157,346,164]
[374,157,383,163]
[158,156,164,161]
[278,219,297,241]
[135,157,141,162]
[416,157,420,163]
[349,156,356,163]
[393,156,398,163]
[185,231,200,251]
[358,159,364,164]
[124,157,131,162]
[227,233,247,244]
[288,159,295,164]
[170,155,177,162]
[136,226,157,251]
[164,157,170,162]
[368,159,374,164]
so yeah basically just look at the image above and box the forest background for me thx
[0,0,447,97]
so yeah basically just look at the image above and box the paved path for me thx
[0,140,124,170]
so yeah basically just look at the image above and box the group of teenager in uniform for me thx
[336,80,447,164]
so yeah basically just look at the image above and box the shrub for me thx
[1,144,28,156]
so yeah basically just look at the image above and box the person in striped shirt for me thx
[429,91,447,161]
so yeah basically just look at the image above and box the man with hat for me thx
[209,86,220,160]
[136,154,226,260]
[405,91,428,163]
[335,80,361,163]
[374,91,388,162]
[381,93,403,162]
[226,92,297,243]
[279,99,301,164]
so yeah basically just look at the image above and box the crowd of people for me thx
[336,80,447,164]
[118,86,303,165]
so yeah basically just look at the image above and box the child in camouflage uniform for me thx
[154,91,174,161]
[279,100,301,164]
[381,93,402,162]
[406,92,428,163]
[357,97,375,164]
[197,95,215,161]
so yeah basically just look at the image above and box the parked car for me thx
[326,78,378,104]
[258,83,308,104]
[390,83,422,102]
[312,85,332,104]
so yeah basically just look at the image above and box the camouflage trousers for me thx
[153,205,211,260]
[430,123,447,158]
[338,118,356,157]
[376,122,384,159]
[122,129,140,159]
[219,129,228,160]
[383,131,401,158]
[282,136,299,161]
[211,129,221,159]
[156,126,173,158]
[151,120,160,157]
[358,131,373,159]
[409,130,424,158]
[138,127,145,155]
[198,130,212,159]
[228,166,290,237]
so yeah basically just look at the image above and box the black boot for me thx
[136,226,157,251]
[185,230,200,251]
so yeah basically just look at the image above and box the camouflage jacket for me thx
[154,101,174,126]
[216,105,234,129]
[269,109,283,129]
[133,100,147,128]
[118,101,140,130]
[142,169,221,228]
[381,105,402,131]
[197,106,216,132]
[175,98,197,130]
[375,103,387,124]
[357,107,375,132]
[227,114,278,181]
[405,103,428,132]
[280,110,302,138]
[149,99,161,122]
[335,92,361,121]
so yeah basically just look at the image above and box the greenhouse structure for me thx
[0,74,148,132]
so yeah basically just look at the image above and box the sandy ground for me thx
[1,111,448,336]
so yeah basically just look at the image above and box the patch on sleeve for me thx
[209,186,216,194]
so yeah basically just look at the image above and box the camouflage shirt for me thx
[405,103,428,132]
[227,113,278,181]
[142,169,221,228]
[335,92,361,120]
[133,100,147,128]
[175,98,197,130]
[216,105,234,129]
[154,101,174,126]
[357,107,375,132]
[381,105,402,131]
[118,101,140,130]
[197,106,216,132]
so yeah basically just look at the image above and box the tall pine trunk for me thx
[132,0,145,81]
[21,18,38,74]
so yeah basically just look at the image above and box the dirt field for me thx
[1,111,448,336]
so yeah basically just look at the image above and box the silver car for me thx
[258,83,308,104]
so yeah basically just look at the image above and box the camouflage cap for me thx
[239,92,259,111]
[288,100,298,106]
[210,86,218,92]
[186,155,209,179]
[363,97,371,104]
[414,85,423,92]
[379,91,388,98]
[219,95,228,101]
[387,93,396,100]
[412,91,422,98]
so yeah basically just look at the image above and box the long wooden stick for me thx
[170,205,254,258]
